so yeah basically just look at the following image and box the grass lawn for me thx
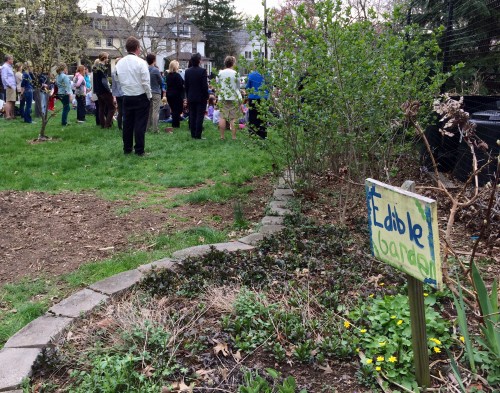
[0,104,275,346]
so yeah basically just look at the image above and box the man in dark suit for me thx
[184,53,208,139]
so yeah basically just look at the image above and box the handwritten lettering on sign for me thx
[365,179,442,289]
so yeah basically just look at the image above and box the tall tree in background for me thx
[405,0,500,94]
[181,0,242,68]
[0,0,88,138]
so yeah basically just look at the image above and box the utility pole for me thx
[264,0,268,60]
[175,0,180,61]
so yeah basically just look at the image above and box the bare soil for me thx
[0,176,274,285]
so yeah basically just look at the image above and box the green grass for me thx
[0,226,228,346]
[0,104,275,347]
[0,104,273,201]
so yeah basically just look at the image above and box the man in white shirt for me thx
[116,36,152,156]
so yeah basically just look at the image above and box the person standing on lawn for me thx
[55,63,72,126]
[73,65,87,123]
[146,53,162,133]
[1,55,17,120]
[165,60,184,129]
[217,56,242,140]
[245,62,269,139]
[116,36,151,156]
[184,53,208,139]
[20,62,35,123]
[92,52,114,128]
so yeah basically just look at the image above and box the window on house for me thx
[95,37,101,46]
[192,42,197,53]
[245,51,252,59]
[107,37,113,47]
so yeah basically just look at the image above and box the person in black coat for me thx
[184,53,208,139]
[165,60,185,129]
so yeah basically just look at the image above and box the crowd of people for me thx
[1,36,269,155]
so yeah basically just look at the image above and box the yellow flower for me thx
[379,341,386,347]
[459,336,465,343]
[390,315,396,319]
[366,359,373,364]
[344,321,351,328]
[430,338,442,345]
[433,347,441,353]
[377,356,385,362]
[356,348,360,352]
[388,356,397,363]
[423,292,429,297]
[368,294,374,298]
[379,282,385,286]
[360,329,367,333]
[375,366,382,371]
[397,319,403,325]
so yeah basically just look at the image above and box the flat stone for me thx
[4,315,73,349]
[273,188,294,200]
[261,216,284,225]
[90,269,143,296]
[268,206,292,216]
[238,233,265,245]
[278,171,296,187]
[172,242,254,260]
[49,289,108,318]
[3,390,23,393]
[0,347,41,391]
[269,200,288,209]
[138,258,178,273]
[259,225,285,235]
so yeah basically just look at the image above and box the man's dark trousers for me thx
[189,102,206,139]
[123,94,150,155]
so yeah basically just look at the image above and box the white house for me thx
[136,16,212,74]
[232,30,273,75]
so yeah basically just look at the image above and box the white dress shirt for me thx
[116,53,152,99]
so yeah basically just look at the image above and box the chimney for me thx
[97,5,102,14]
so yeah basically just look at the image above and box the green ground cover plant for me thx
[25,212,498,392]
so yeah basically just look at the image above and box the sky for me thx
[234,0,282,18]
[81,0,283,16]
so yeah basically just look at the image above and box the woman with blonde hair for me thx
[165,59,184,129]
[92,52,114,128]
[73,65,87,123]
[55,62,72,126]
[15,62,24,117]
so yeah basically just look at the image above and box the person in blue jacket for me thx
[245,62,269,139]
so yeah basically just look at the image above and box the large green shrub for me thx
[248,0,447,197]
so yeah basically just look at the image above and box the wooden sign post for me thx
[365,179,442,389]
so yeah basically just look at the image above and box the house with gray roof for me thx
[136,16,212,73]
[83,6,134,70]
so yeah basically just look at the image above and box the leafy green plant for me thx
[238,368,307,393]
[233,199,250,229]
[348,293,452,390]
[472,263,500,358]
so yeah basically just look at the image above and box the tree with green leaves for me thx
[181,0,243,68]
[245,0,447,220]
[0,0,88,139]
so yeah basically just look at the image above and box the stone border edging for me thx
[0,175,295,392]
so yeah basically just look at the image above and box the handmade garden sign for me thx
[365,178,442,388]
[365,178,442,289]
